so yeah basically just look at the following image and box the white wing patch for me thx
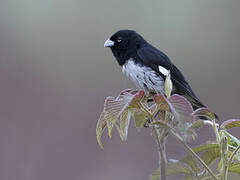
[158,65,169,76]
[122,59,165,93]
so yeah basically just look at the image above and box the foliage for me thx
[96,73,240,180]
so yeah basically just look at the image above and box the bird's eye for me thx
[117,37,122,43]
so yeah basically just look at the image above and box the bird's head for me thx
[104,30,146,66]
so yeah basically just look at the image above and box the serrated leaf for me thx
[105,90,144,139]
[192,108,216,120]
[220,119,240,129]
[96,89,144,147]
[104,96,127,138]
[149,161,193,180]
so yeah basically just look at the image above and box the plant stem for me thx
[221,164,228,180]
[229,145,240,165]
[153,127,167,180]
[224,145,240,180]
[212,119,220,143]
[170,130,218,180]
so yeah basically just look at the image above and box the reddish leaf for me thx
[221,119,240,129]
[128,90,145,108]
[169,94,194,122]
[103,96,128,137]
[118,89,138,97]
[153,93,170,111]
[96,89,146,146]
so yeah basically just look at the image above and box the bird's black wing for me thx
[137,45,205,109]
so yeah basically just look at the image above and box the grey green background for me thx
[0,0,240,180]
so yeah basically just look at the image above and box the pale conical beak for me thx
[104,39,114,47]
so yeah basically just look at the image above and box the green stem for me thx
[222,165,228,180]
[170,130,218,180]
[224,145,240,180]
[153,128,167,180]
[151,120,218,180]
[212,119,220,143]
[229,145,240,165]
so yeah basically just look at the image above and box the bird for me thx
[104,30,216,116]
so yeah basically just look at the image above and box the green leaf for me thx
[105,90,145,139]
[119,109,131,141]
[201,146,220,165]
[103,96,126,138]
[132,109,149,128]
[191,143,219,153]
[149,160,193,180]
[192,108,216,120]
[96,112,107,149]
[114,122,125,141]
[229,163,240,174]
[96,89,145,147]
[220,119,240,129]
[182,143,220,171]
[181,154,199,173]
[222,130,240,147]
[117,90,146,140]
[189,120,204,130]
[218,159,223,172]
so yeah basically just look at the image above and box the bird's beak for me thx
[104,39,114,47]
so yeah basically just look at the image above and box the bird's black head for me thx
[104,30,146,66]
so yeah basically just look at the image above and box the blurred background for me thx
[0,0,240,180]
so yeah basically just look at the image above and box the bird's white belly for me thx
[122,59,165,93]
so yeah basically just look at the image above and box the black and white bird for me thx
[104,30,209,111]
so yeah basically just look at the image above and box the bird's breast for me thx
[122,59,165,94]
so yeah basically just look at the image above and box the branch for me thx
[170,130,218,180]
[224,145,240,180]
[229,145,240,165]
[153,127,167,180]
